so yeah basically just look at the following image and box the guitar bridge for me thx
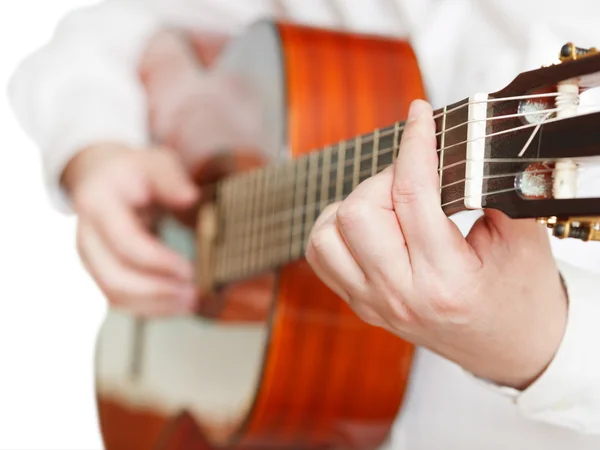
[538,216,600,241]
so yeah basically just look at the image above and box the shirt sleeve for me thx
[7,0,165,213]
[514,259,600,433]
[470,259,600,434]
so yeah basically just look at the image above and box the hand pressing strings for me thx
[305,99,568,390]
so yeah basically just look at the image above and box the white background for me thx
[0,1,106,449]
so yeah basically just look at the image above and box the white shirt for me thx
[7,1,600,449]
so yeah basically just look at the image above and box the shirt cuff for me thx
[470,259,600,433]
[514,259,600,433]
[42,99,149,214]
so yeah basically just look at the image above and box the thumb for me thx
[467,208,549,257]
[482,209,546,240]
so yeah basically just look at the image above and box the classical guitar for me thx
[95,21,600,450]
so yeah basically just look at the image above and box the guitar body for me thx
[96,21,425,450]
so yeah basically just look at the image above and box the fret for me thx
[257,166,272,270]
[320,146,332,210]
[278,162,296,264]
[242,171,259,277]
[265,166,280,267]
[222,180,235,280]
[342,141,355,198]
[439,105,448,194]
[212,97,473,287]
[377,126,395,170]
[252,171,266,275]
[227,178,239,280]
[392,121,401,162]
[214,183,226,281]
[336,141,346,201]
[371,129,380,176]
[328,149,339,202]
[232,174,248,279]
[236,173,247,278]
[303,151,320,251]
[291,156,308,259]
[359,134,374,185]
[352,136,362,189]
[437,98,470,213]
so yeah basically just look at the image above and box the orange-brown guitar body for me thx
[96,21,425,450]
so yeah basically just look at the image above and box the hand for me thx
[62,144,200,317]
[305,100,568,390]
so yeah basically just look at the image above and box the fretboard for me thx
[212,98,470,286]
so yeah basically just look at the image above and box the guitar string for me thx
[224,154,571,225]
[218,156,575,275]
[218,155,577,276]
[217,185,527,278]
[224,92,567,189]
[219,155,578,273]
[221,97,593,248]
[221,164,559,251]
[431,92,563,121]
[217,96,598,275]
[330,95,591,158]
[224,166,555,228]
[223,185,525,270]
[226,101,599,189]
[221,153,581,261]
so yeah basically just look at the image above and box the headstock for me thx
[470,43,600,242]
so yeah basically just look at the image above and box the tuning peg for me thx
[559,42,598,62]
[538,216,600,241]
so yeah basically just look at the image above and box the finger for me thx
[90,185,195,280]
[336,167,411,285]
[312,201,340,231]
[306,204,367,301]
[305,241,349,302]
[393,99,470,267]
[146,150,200,208]
[307,203,354,299]
[77,221,197,316]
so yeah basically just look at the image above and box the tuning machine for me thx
[559,42,598,62]
[538,216,600,242]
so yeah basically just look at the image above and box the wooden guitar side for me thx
[97,21,425,450]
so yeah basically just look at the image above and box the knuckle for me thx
[113,155,144,179]
[427,284,472,320]
[142,283,175,300]
[353,307,382,327]
[304,239,317,264]
[336,199,370,230]
[102,277,126,300]
[387,299,417,327]
[391,179,421,206]
[104,294,124,310]
[372,285,417,328]
[72,187,98,216]
[308,227,330,257]
[321,202,340,218]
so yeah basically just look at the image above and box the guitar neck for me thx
[212,98,470,286]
